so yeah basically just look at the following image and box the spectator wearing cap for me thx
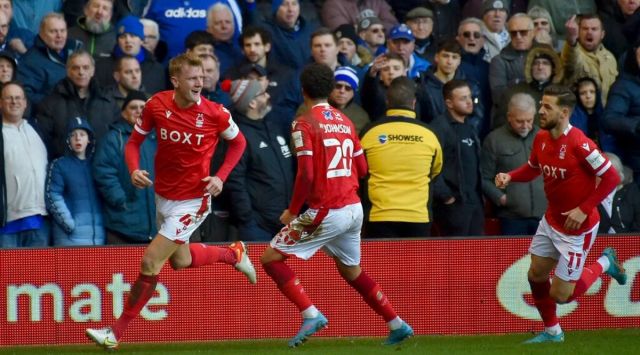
[562,14,618,106]
[207,2,243,75]
[527,0,597,38]
[0,51,16,83]
[329,66,369,133]
[102,55,144,110]
[360,76,442,238]
[321,0,398,33]
[228,26,301,125]
[246,0,318,71]
[418,39,485,133]
[334,23,372,70]
[482,0,510,61]
[200,53,232,108]
[489,13,535,125]
[357,16,386,58]
[46,117,105,246]
[527,6,559,50]
[95,15,166,95]
[224,78,294,241]
[386,23,430,80]
[93,90,157,244]
[405,7,437,62]
[36,50,120,158]
[142,0,243,61]
[67,0,117,60]
[493,44,563,129]
[18,13,83,107]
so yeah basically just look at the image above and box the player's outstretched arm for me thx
[495,173,511,189]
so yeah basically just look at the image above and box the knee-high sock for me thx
[112,273,158,339]
[189,243,236,268]
[528,278,558,327]
[263,260,312,312]
[347,272,397,322]
[567,262,604,302]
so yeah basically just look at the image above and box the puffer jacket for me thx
[93,119,157,242]
[46,118,105,246]
[17,35,83,105]
[602,49,640,174]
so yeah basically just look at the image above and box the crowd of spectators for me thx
[2,0,640,247]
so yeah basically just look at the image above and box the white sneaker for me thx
[229,241,257,284]
[86,327,119,350]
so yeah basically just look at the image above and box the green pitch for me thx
[1,329,638,355]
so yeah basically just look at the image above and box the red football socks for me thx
[188,243,236,268]
[112,273,158,339]
[348,272,397,322]
[528,278,559,327]
[567,262,604,302]
[263,261,312,311]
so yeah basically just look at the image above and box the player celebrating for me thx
[86,54,256,350]
[495,85,626,344]
[260,63,414,348]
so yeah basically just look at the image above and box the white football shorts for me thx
[529,216,598,281]
[156,193,211,244]
[271,202,363,266]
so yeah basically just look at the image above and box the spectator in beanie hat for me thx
[94,15,166,95]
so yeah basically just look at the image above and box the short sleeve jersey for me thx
[134,91,239,200]
[528,125,612,235]
[291,103,364,209]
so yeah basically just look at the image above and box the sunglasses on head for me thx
[462,31,482,39]
[335,83,353,91]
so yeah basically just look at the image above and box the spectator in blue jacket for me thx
[0,0,37,57]
[46,117,105,246]
[207,2,243,75]
[17,13,83,106]
[93,91,156,244]
[386,23,430,80]
[603,43,640,186]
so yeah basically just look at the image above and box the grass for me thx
[1,329,639,355]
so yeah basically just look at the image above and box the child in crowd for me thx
[571,77,620,155]
[46,117,105,246]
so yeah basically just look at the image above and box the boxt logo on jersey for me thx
[164,7,207,18]
[160,128,204,146]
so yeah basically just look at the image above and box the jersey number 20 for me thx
[324,138,354,178]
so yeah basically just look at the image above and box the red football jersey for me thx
[528,125,612,235]
[134,91,239,200]
[291,103,363,209]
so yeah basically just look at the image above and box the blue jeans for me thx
[0,219,50,248]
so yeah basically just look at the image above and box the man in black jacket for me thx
[225,78,295,241]
[429,79,484,236]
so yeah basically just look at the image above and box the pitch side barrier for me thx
[1,235,638,346]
